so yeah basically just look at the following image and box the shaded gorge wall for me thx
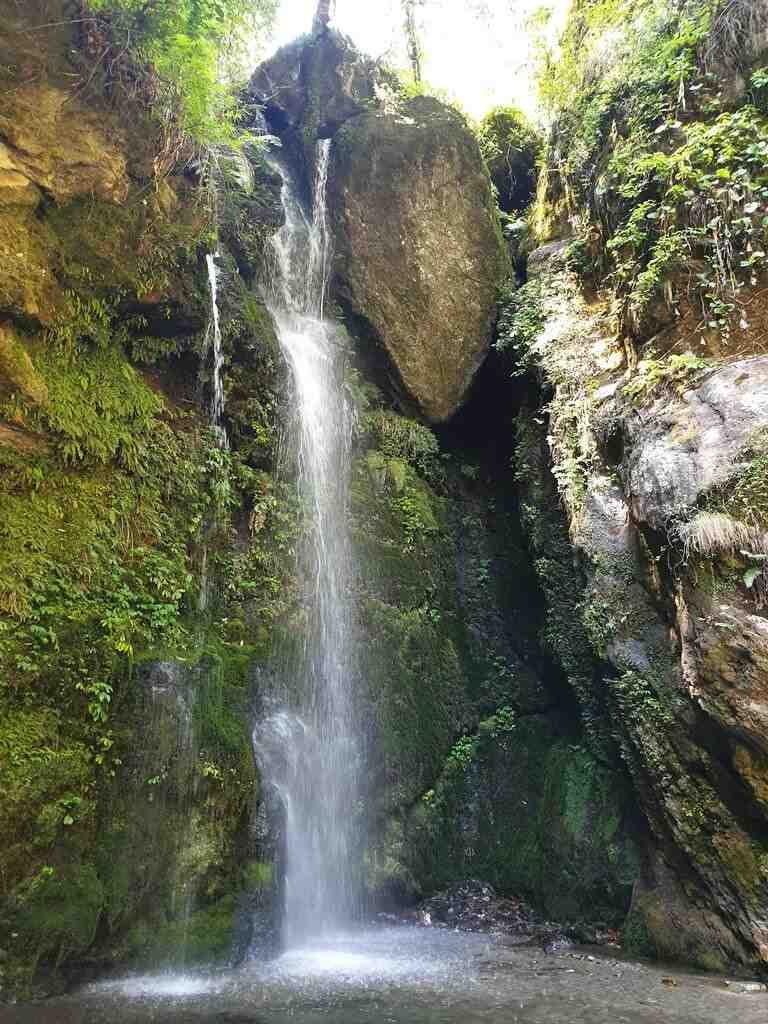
[6,1,737,1000]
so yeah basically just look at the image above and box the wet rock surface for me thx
[622,356,768,530]
[406,880,620,954]
[520,240,768,973]
[6,926,768,1024]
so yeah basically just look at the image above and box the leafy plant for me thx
[622,352,710,401]
[477,105,541,213]
[495,281,545,374]
[85,0,278,150]
[534,0,768,340]
[742,553,767,590]
[607,105,768,335]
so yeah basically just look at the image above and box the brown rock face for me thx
[0,83,128,207]
[328,98,506,423]
[248,30,380,137]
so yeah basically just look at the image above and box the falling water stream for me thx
[205,253,228,449]
[252,140,362,945]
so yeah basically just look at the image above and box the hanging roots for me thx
[704,0,768,73]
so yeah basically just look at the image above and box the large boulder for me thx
[248,30,507,424]
[329,98,507,423]
[247,30,381,138]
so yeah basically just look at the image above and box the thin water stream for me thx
[205,253,228,449]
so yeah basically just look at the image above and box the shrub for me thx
[532,0,768,339]
[477,106,541,213]
[85,0,278,149]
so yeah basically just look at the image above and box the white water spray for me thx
[253,141,362,946]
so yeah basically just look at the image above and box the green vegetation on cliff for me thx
[405,710,639,923]
[538,0,768,345]
[477,105,541,214]
[85,0,278,147]
[0,6,291,976]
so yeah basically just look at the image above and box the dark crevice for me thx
[262,102,292,135]
[437,348,583,720]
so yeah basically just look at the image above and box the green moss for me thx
[14,863,105,964]
[621,904,656,958]
[404,713,639,923]
[350,411,489,814]
[130,895,239,967]
[242,860,273,891]
[361,410,442,482]
[6,338,164,468]
[515,412,613,756]
[0,207,62,323]
[0,406,290,985]
[0,21,292,990]
[46,195,199,300]
[0,326,48,404]
[364,598,467,810]
[0,708,94,892]
[177,896,240,964]
[621,353,711,404]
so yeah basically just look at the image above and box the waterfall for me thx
[253,140,362,946]
[205,253,228,448]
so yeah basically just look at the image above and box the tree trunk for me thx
[313,0,332,33]
[402,0,422,83]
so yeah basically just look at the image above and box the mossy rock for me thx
[329,98,508,422]
[13,863,105,963]
[404,714,640,924]
[0,324,48,404]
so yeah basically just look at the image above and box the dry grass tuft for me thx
[704,0,768,72]
[677,510,768,559]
